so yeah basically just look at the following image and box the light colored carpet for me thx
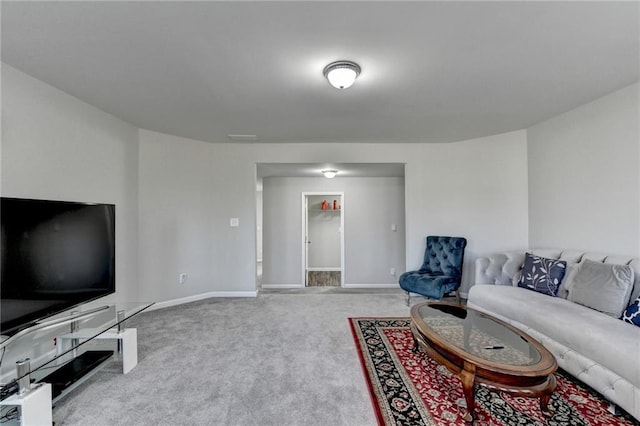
[52,289,414,425]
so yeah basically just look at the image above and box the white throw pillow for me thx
[566,259,635,318]
[557,262,581,299]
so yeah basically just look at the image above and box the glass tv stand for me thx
[0,302,153,425]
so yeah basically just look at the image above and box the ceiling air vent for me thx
[227,134,258,142]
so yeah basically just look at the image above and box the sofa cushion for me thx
[565,259,634,318]
[468,284,640,389]
[555,263,580,299]
[622,296,640,327]
[517,252,566,297]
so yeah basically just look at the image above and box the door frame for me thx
[301,192,345,287]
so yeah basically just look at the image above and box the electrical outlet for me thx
[179,273,188,284]
[390,267,396,276]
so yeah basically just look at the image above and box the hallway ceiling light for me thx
[322,170,338,178]
[323,61,361,89]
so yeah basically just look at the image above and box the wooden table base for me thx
[411,323,557,423]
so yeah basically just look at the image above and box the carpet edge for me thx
[348,317,387,426]
[349,317,413,426]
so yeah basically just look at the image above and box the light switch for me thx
[391,224,397,231]
[230,218,239,227]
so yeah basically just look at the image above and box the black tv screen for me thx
[1,197,115,336]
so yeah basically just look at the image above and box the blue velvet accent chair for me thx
[399,236,467,305]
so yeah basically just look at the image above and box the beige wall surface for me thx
[262,177,405,287]
[9,63,609,304]
[0,64,140,380]
[3,62,638,375]
[138,129,529,300]
[527,83,640,256]
[1,64,140,303]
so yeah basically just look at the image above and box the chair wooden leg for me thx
[406,291,411,307]
[455,289,461,305]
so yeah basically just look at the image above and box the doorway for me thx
[302,192,344,287]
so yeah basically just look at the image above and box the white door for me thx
[302,193,344,286]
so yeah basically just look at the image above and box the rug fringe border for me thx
[348,317,410,426]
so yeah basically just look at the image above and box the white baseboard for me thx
[149,291,258,311]
[260,284,304,289]
[261,284,400,289]
[343,284,400,289]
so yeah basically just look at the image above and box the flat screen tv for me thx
[1,197,115,337]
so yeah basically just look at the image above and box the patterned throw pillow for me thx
[622,296,640,327]
[518,253,567,297]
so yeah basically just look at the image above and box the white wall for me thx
[138,132,257,303]
[1,64,140,303]
[405,131,530,292]
[262,178,404,286]
[0,64,140,379]
[2,64,531,305]
[527,83,640,256]
[138,129,529,300]
[3,62,636,343]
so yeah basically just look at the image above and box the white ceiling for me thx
[2,1,638,144]
[257,163,405,179]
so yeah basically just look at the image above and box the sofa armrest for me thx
[475,251,525,285]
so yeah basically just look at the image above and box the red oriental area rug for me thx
[349,318,637,426]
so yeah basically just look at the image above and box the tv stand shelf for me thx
[0,302,153,426]
[56,327,138,374]
[42,350,113,399]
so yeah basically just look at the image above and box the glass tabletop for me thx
[0,302,153,395]
[415,303,541,366]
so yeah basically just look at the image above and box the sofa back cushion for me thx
[603,256,640,302]
[475,249,640,303]
[564,259,634,318]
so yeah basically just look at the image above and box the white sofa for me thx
[468,249,640,421]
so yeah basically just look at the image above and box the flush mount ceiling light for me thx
[323,61,361,89]
[322,170,338,178]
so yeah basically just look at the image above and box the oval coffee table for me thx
[410,301,557,423]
